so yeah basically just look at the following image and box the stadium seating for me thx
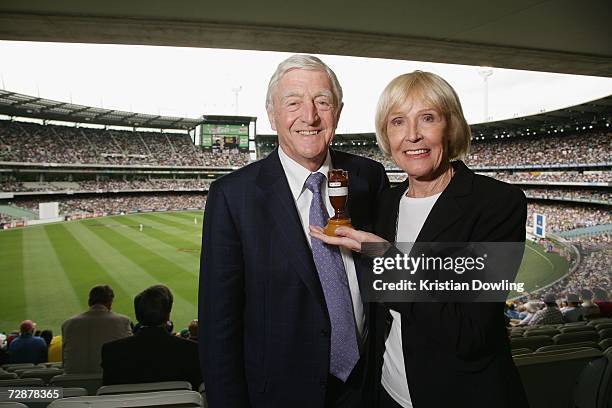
[514,348,602,408]
[96,381,192,395]
[26,389,88,408]
[510,335,554,351]
[0,403,28,408]
[50,373,103,396]
[560,326,596,334]
[1,363,35,372]
[524,328,560,337]
[47,390,204,407]
[599,328,612,340]
[536,341,601,353]
[600,339,612,350]
[572,353,607,408]
[0,378,45,386]
[511,348,532,356]
[19,367,63,383]
[553,331,600,344]
[0,371,17,380]
[537,342,601,352]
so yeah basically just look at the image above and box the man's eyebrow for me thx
[280,91,303,100]
[314,90,333,99]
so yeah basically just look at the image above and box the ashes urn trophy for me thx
[324,169,353,236]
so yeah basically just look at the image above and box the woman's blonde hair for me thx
[375,71,471,160]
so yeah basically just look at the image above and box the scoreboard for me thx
[200,123,249,152]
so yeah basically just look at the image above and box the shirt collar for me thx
[90,304,110,312]
[278,145,332,201]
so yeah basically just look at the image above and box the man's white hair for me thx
[265,54,343,112]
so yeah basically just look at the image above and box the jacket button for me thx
[320,329,329,337]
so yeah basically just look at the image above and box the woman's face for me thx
[386,97,449,181]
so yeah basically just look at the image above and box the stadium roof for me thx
[0,0,610,77]
[0,90,201,130]
[470,94,612,138]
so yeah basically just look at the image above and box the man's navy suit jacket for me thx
[199,148,388,408]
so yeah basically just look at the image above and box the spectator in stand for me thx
[7,320,47,364]
[580,290,601,319]
[593,289,612,317]
[101,285,202,390]
[505,302,520,320]
[187,319,198,343]
[514,301,540,326]
[39,329,53,347]
[561,294,583,322]
[0,333,7,365]
[47,334,62,363]
[529,293,564,326]
[62,284,132,374]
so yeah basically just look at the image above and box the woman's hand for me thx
[309,225,387,253]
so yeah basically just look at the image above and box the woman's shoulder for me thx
[471,170,526,203]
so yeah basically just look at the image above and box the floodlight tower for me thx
[232,86,243,115]
[478,68,493,122]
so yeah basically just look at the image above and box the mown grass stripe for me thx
[111,216,201,258]
[137,213,198,234]
[43,223,131,321]
[164,211,203,223]
[64,221,196,329]
[107,216,200,271]
[113,214,201,244]
[0,229,26,331]
[82,219,198,310]
[20,226,82,332]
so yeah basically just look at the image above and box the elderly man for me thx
[7,320,47,364]
[199,55,388,408]
[62,284,132,373]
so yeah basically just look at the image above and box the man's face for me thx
[267,69,342,171]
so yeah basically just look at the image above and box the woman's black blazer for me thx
[371,160,530,408]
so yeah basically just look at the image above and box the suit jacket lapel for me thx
[380,179,408,242]
[255,149,326,306]
[415,161,473,242]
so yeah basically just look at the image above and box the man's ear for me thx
[267,108,277,131]
[335,102,344,126]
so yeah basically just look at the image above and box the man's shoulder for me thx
[166,334,199,352]
[332,149,385,172]
[209,157,266,191]
[63,309,129,328]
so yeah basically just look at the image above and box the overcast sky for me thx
[1,41,611,134]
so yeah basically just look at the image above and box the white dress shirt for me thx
[278,146,365,341]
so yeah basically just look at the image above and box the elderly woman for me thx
[311,71,528,408]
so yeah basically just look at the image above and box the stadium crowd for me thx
[523,188,610,203]
[0,120,249,167]
[1,178,212,193]
[258,131,612,169]
[527,202,612,232]
[466,132,612,167]
[490,171,612,184]
[11,193,205,216]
